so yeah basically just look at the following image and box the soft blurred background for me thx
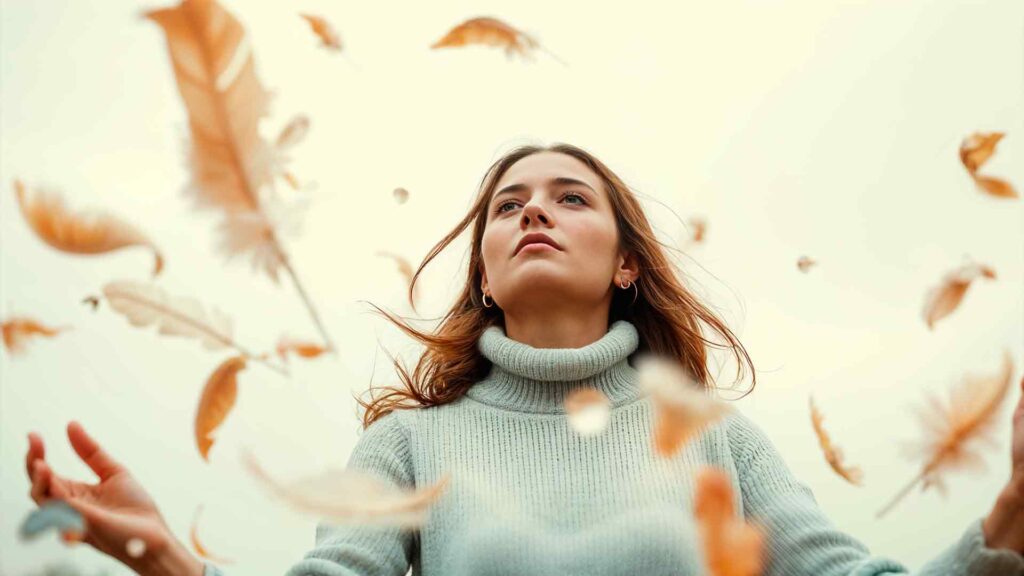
[2,0,1023,574]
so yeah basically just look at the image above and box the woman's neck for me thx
[501,310,612,349]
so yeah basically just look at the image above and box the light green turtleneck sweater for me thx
[205,320,1024,576]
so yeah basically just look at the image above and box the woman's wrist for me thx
[139,537,204,576]
[983,474,1024,554]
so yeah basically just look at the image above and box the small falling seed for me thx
[393,187,409,204]
[126,537,147,558]
[797,256,816,273]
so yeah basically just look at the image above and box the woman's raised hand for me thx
[25,421,204,576]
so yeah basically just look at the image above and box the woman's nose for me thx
[520,202,550,226]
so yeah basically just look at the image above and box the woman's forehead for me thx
[496,153,602,195]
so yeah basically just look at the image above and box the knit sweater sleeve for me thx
[725,410,1024,576]
[203,410,418,576]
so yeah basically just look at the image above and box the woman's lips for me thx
[516,243,559,255]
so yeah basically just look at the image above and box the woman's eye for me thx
[495,192,586,214]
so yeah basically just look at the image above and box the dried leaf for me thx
[921,261,996,330]
[190,505,233,564]
[1,316,71,356]
[13,179,164,276]
[564,388,611,436]
[431,17,562,63]
[877,350,1015,517]
[19,500,86,542]
[299,14,342,51]
[195,356,247,461]
[637,355,729,457]
[241,448,450,528]
[687,217,706,244]
[809,395,863,485]
[796,256,816,273]
[100,280,234,350]
[694,467,765,576]
[145,0,289,281]
[276,336,327,362]
[959,132,1017,199]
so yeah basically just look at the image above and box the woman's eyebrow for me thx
[492,177,598,202]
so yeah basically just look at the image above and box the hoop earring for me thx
[617,278,639,305]
[482,292,494,308]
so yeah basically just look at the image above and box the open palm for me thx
[26,421,174,568]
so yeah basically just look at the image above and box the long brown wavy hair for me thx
[357,142,756,428]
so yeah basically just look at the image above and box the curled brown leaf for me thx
[430,17,565,65]
[808,395,863,486]
[276,336,327,363]
[13,179,164,276]
[636,355,729,457]
[299,14,342,51]
[921,261,996,330]
[1,316,71,356]
[195,356,247,461]
[190,505,233,564]
[959,132,1017,199]
[694,467,765,576]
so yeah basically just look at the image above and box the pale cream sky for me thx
[2,0,1023,574]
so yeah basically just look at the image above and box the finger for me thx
[25,432,46,479]
[30,460,51,505]
[67,421,124,481]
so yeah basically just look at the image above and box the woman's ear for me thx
[478,264,488,292]
[617,250,639,283]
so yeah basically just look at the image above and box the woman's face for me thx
[479,152,634,314]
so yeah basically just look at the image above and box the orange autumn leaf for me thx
[145,0,295,283]
[299,13,342,51]
[241,448,450,528]
[959,132,1017,199]
[190,505,233,564]
[1,316,71,356]
[195,356,247,461]
[921,261,996,330]
[694,467,765,576]
[809,395,863,486]
[13,179,164,276]
[276,336,327,362]
[636,355,729,457]
[688,217,707,244]
[877,350,1015,517]
[430,16,566,65]
[796,255,816,273]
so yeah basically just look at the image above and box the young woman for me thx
[25,144,1024,576]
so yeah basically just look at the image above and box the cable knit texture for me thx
[205,319,1024,575]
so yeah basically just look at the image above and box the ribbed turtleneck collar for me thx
[464,320,645,414]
